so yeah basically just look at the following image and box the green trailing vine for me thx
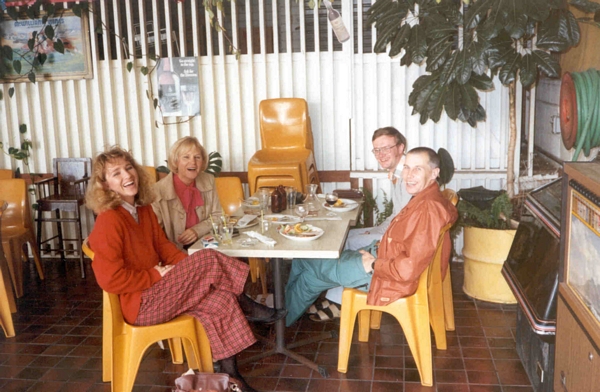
[357,187,394,228]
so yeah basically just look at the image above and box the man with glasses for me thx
[308,127,410,321]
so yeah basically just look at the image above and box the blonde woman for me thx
[152,136,221,249]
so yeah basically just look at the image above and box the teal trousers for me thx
[284,241,377,326]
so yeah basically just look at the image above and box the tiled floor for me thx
[0,258,534,392]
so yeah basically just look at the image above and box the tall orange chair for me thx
[143,166,158,184]
[82,240,213,392]
[440,188,458,331]
[214,176,268,297]
[247,98,321,195]
[0,200,17,338]
[337,222,453,386]
[35,158,91,278]
[0,179,44,298]
[0,169,14,179]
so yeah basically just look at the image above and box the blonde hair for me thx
[167,136,208,173]
[85,146,156,214]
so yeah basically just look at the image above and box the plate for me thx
[263,214,302,225]
[277,224,324,242]
[233,217,259,229]
[242,197,262,208]
[322,198,359,213]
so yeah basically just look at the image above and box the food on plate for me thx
[333,199,346,207]
[281,224,311,235]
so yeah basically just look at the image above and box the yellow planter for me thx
[462,226,517,304]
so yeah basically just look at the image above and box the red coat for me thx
[89,205,187,323]
[367,182,458,306]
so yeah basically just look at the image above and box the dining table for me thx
[188,198,362,377]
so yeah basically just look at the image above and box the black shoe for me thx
[245,308,287,324]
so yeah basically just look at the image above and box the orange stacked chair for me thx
[0,200,17,338]
[0,179,45,298]
[247,98,321,195]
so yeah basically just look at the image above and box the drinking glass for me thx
[220,222,235,245]
[286,187,296,212]
[210,212,223,239]
[294,205,308,222]
[256,189,271,213]
[325,192,339,216]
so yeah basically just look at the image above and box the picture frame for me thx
[0,9,93,83]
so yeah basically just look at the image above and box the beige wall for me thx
[561,0,600,74]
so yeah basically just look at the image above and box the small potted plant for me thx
[456,187,517,303]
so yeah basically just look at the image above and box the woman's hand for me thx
[359,250,376,273]
[154,264,175,277]
[177,228,199,245]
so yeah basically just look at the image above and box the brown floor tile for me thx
[0,260,534,392]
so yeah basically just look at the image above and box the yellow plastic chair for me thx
[82,240,214,392]
[143,166,158,184]
[214,176,268,297]
[337,222,453,386]
[0,200,17,338]
[0,169,14,179]
[0,179,44,298]
[247,98,321,195]
[440,188,459,331]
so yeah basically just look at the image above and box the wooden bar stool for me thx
[0,200,17,338]
[35,158,92,278]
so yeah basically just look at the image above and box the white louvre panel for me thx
[0,0,515,257]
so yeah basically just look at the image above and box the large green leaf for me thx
[499,51,521,85]
[425,25,454,72]
[408,25,427,65]
[469,72,494,91]
[457,49,474,85]
[464,0,496,30]
[389,23,412,57]
[459,82,479,112]
[519,53,537,87]
[468,40,490,76]
[531,49,560,78]
[445,82,461,121]
[427,84,448,123]
[439,50,459,86]
[538,10,580,51]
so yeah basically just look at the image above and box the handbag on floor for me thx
[173,370,241,392]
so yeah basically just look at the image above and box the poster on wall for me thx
[157,56,200,117]
[0,9,92,83]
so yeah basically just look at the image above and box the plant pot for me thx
[462,225,517,304]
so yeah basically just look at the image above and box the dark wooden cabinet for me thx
[554,162,600,392]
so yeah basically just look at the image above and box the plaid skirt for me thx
[135,249,256,360]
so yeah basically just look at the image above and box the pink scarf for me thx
[173,174,204,229]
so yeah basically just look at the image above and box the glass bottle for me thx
[158,58,181,116]
[271,187,283,213]
[324,0,350,43]
[304,184,321,216]
[277,185,287,211]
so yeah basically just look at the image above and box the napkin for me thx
[245,231,277,246]
[304,216,343,221]
[236,214,258,228]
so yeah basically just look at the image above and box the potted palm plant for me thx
[456,187,517,303]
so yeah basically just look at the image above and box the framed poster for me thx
[157,56,200,117]
[0,9,92,83]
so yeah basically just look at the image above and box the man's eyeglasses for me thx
[371,144,398,156]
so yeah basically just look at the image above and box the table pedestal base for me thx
[238,258,334,378]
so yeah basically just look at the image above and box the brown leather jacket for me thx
[151,172,221,250]
[367,182,458,306]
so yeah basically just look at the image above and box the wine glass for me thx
[294,205,308,222]
[325,192,339,216]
